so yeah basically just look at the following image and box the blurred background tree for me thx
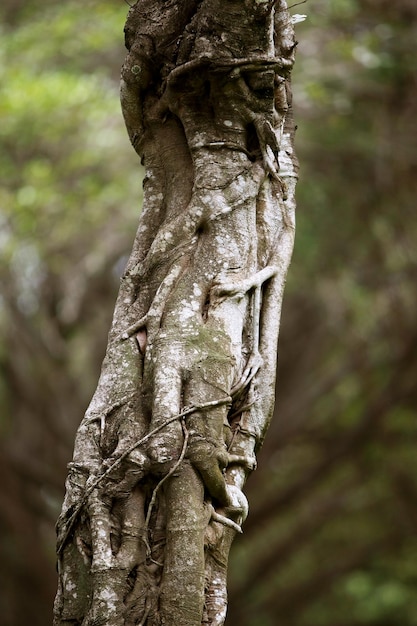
[0,1,416,625]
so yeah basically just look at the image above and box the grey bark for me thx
[54,1,298,624]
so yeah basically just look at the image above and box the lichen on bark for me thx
[54,1,298,625]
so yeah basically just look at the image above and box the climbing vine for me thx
[54,1,298,624]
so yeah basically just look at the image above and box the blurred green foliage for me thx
[0,0,140,405]
[0,1,416,625]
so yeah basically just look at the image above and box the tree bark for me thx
[54,1,298,624]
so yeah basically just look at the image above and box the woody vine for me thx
[54,1,298,624]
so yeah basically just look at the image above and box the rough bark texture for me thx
[54,1,298,624]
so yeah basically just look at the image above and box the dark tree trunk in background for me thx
[54,1,297,624]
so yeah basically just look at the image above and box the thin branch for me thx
[287,0,308,11]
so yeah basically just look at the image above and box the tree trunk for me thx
[54,1,298,624]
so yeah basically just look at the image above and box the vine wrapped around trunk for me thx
[54,1,298,624]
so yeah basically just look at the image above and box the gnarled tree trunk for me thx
[54,1,298,624]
